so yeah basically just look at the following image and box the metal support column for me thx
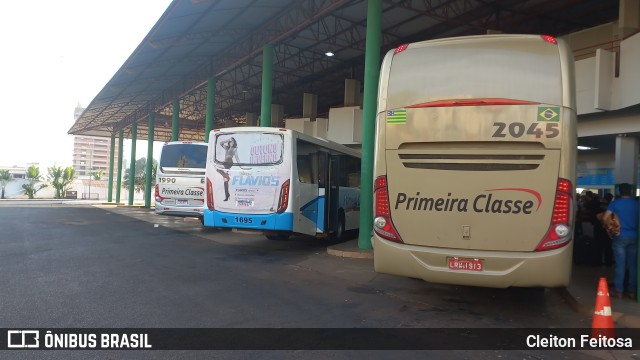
[128,123,138,206]
[260,44,273,127]
[205,77,216,142]
[358,0,382,250]
[108,133,115,202]
[172,99,180,141]
[145,113,155,208]
[116,130,124,204]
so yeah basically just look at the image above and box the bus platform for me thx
[327,239,640,328]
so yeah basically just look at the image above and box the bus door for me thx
[295,149,319,236]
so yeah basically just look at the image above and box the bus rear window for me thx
[215,132,284,167]
[160,144,207,171]
[387,37,563,110]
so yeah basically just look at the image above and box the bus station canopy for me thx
[68,0,619,142]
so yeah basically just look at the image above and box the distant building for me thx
[72,104,119,179]
[0,165,28,180]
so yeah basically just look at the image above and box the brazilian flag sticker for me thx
[537,106,560,122]
[387,109,407,124]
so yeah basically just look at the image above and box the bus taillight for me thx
[277,179,290,213]
[206,178,214,210]
[155,184,166,202]
[373,176,403,243]
[536,178,573,251]
[394,43,409,54]
[540,35,557,44]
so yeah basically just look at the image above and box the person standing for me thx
[603,183,639,299]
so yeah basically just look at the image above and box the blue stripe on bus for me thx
[203,210,293,231]
[299,195,324,225]
[299,195,325,231]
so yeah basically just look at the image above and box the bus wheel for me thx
[265,232,290,241]
[332,211,346,242]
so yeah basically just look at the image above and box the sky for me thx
[0,0,174,170]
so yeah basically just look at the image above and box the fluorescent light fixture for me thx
[577,145,597,151]
[325,51,334,57]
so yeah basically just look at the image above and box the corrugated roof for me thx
[69,0,619,141]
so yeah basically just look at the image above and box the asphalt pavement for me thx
[0,201,637,359]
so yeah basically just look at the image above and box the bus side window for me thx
[348,172,360,188]
[297,154,312,183]
[296,138,319,185]
[345,157,361,188]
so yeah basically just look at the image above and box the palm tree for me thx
[0,169,12,199]
[91,169,104,181]
[48,166,64,199]
[62,167,76,197]
[87,169,104,200]
[22,165,48,199]
[48,165,76,199]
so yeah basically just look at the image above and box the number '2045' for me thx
[492,122,559,139]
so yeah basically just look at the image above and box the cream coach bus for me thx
[372,35,577,288]
[155,141,207,220]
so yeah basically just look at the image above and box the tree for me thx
[0,169,12,199]
[91,169,104,181]
[48,165,76,199]
[123,158,157,195]
[87,169,104,200]
[151,162,157,184]
[22,165,48,199]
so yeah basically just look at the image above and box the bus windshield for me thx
[159,143,207,172]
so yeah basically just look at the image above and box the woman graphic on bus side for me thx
[217,137,237,201]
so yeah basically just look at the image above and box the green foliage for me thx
[48,165,76,199]
[123,158,157,194]
[22,165,47,199]
[91,169,104,181]
[0,169,12,199]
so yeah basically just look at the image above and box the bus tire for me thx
[265,232,290,241]
[332,211,346,242]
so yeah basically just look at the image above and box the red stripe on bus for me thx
[405,98,540,108]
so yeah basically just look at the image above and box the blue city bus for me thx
[203,127,361,241]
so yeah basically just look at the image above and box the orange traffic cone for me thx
[592,277,615,339]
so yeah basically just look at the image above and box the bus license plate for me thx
[177,199,189,205]
[448,257,483,272]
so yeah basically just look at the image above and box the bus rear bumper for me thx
[155,205,204,218]
[373,236,573,288]
[203,210,293,231]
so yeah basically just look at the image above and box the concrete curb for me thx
[326,241,374,259]
[555,288,592,316]
[555,287,640,328]
[97,203,149,208]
